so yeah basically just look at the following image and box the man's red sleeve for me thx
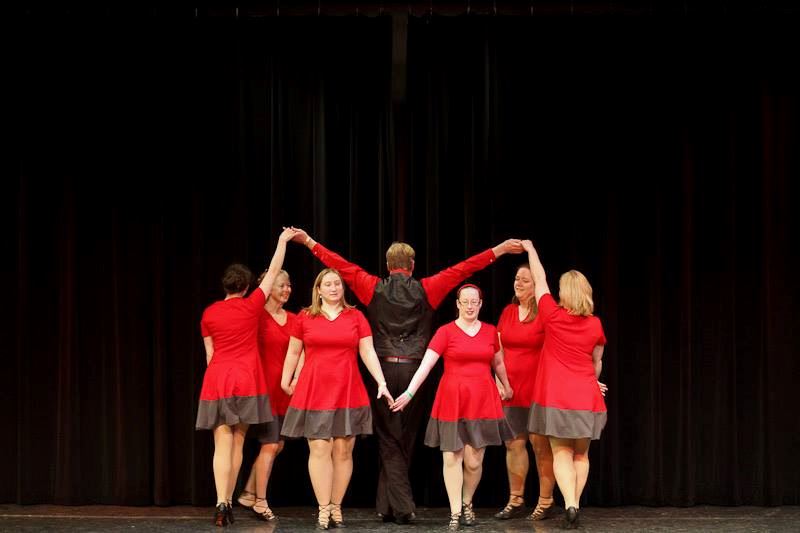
[422,249,497,310]
[310,243,380,306]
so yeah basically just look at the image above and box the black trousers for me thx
[366,359,428,517]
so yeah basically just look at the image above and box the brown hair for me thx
[511,264,538,323]
[558,270,594,316]
[222,263,253,295]
[304,268,355,317]
[386,242,415,270]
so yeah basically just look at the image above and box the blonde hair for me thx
[256,269,289,287]
[511,265,538,323]
[305,268,354,317]
[386,242,415,270]
[558,270,594,316]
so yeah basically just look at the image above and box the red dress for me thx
[528,294,607,439]
[250,309,297,443]
[424,321,513,451]
[280,308,374,439]
[196,289,273,429]
[497,304,545,436]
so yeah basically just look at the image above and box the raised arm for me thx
[521,239,550,304]
[257,228,299,296]
[358,336,394,405]
[390,348,441,412]
[289,227,379,305]
[281,337,304,395]
[423,239,522,309]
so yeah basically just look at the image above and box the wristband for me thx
[404,390,414,399]
[304,236,311,245]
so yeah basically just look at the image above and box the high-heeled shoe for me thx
[494,494,526,520]
[225,501,234,524]
[330,503,346,528]
[460,502,476,526]
[213,503,228,527]
[317,503,332,530]
[563,506,579,529]
[252,497,277,521]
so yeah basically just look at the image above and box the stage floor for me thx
[1,504,798,532]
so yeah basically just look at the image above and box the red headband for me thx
[457,283,483,300]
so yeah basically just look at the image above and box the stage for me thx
[1,505,798,532]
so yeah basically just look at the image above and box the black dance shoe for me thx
[213,503,228,527]
[563,506,579,529]
[494,497,526,520]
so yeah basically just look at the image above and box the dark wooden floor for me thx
[1,504,798,532]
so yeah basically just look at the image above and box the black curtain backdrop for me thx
[6,11,800,507]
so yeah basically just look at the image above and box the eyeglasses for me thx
[458,300,481,307]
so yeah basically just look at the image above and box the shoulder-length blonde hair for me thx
[511,264,538,323]
[558,270,594,316]
[304,268,355,317]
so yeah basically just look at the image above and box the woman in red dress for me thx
[236,269,299,521]
[196,227,298,527]
[391,284,514,531]
[523,240,607,530]
[493,265,557,522]
[280,268,393,530]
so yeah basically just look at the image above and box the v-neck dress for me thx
[423,321,513,451]
[281,308,374,439]
[250,309,297,443]
[496,304,545,436]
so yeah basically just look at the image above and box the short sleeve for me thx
[292,311,306,341]
[595,318,607,346]
[285,312,299,338]
[496,304,514,335]
[428,324,450,355]
[354,310,372,339]
[200,316,210,338]
[537,293,558,323]
[489,325,500,353]
[246,287,267,312]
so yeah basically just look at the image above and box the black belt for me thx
[380,356,420,364]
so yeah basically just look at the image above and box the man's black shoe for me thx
[395,512,416,524]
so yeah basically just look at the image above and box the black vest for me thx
[366,273,434,359]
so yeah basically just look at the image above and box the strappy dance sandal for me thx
[252,497,277,521]
[237,490,256,508]
[330,503,346,528]
[460,502,476,526]
[317,503,332,530]
[494,494,526,520]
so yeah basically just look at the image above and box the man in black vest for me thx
[291,229,522,522]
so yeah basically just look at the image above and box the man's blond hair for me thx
[386,242,415,271]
